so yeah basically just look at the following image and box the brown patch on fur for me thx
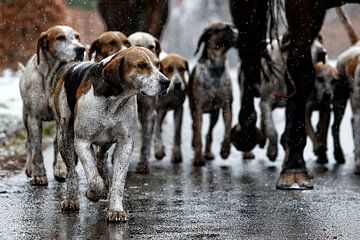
[76,77,92,101]
[346,55,360,80]
[36,26,80,65]
[160,53,189,79]
[314,62,338,78]
[102,47,158,90]
[54,76,64,122]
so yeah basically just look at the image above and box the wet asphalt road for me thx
[2,71,360,239]
[2,143,360,239]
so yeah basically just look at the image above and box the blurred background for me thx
[0,0,360,71]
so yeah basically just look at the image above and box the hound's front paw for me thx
[267,144,278,162]
[193,153,205,166]
[204,152,215,160]
[220,141,231,159]
[61,199,80,213]
[171,151,182,163]
[25,164,32,178]
[107,209,128,223]
[135,162,149,174]
[31,175,48,186]
[155,146,166,160]
[85,178,107,202]
[54,163,67,182]
[334,149,345,164]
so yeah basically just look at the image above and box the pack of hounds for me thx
[18,7,360,222]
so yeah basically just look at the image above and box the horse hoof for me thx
[242,151,255,160]
[231,123,261,152]
[276,171,313,190]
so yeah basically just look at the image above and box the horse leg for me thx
[277,0,326,190]
[229,0,267,152]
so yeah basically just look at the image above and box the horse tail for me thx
[336,6,359,45]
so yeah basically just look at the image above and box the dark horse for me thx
[97,0,169,39]
[230,0,360,189]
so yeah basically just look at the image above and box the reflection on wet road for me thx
[1,144,360,239]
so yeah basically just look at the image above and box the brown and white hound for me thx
[154,53,189,163]
[19,25,85,185]
[54,47,170,222]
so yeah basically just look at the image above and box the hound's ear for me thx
[159,62,164,73]
[194,28,214,56]
[88,39,99,61]
[101,53,125,90]
[123,39,131,48]
[155,38,161,57]
[116,32,131,48]
[185,60,190,75]
[36,31,48,65]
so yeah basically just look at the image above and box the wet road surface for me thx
[2,133,360,239]
[2,71,360,239]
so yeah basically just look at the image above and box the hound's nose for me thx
[322,91,332,101]
[75,47,85,60]
[174,81,182,90]
[160,77,170,89]
[159,75,170,95]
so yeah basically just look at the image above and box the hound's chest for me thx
[74,95,136,142]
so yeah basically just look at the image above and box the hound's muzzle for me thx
[75,47,86,61]
[159,76,171,96]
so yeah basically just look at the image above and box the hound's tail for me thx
[336,7,359,45]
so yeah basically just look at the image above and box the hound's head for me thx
[88,31,131,61]
[102,47,170,96]
[36,25,85,65]
[128,32,161,57]
[194,22,238,56]
[311,34,327,64]
[314,62,338,103]
[160,54,189,92]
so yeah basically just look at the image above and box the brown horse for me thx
[230,0,360,189]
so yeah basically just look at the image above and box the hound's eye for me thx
[109,40,117,46]
[56,36,66,41]
[149,45,155,50]
[75,34,80,40]
[165,66,173,72]
[138,62,148,69]
[178,67,185,72]
[317,77,324,83]
[331,78,337,84]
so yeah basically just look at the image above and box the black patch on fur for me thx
[64,62,97,113]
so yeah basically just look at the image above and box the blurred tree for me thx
[67,0,97,10]
[0,0,68,70]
